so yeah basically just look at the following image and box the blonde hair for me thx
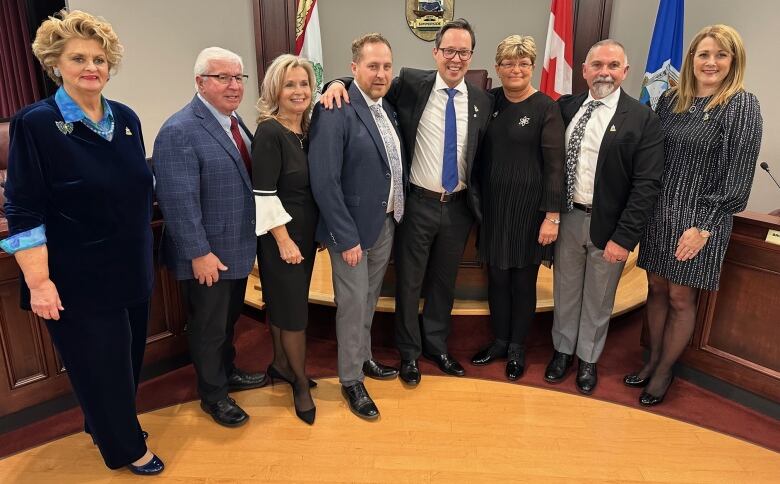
[31,9,123,85]
[670,24,746,113]
[495,34,537,65]
[256,54,316,132]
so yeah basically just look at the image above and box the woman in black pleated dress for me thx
[471,35,565,380]
[252,54,319,424]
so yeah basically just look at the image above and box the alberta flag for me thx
[639,0,684,109]
[295,0,324,101]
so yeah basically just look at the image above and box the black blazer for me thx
[334,68,493,221]
[309,83,407,252]
[558,89,664,251]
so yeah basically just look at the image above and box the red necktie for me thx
[230,116,252,176]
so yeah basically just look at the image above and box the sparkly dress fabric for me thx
[478,90,565,269]
[638,91,762,290]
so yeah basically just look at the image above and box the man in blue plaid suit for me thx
[153,47,266,428]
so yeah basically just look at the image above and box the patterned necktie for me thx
[564,100,603,210]
[230,116,252,177]
[369,104,404,222]
[442,88,459,193]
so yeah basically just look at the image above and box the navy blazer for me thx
[309,83,406,252]
[4,97,154,312]
[152,95,256,280]
[558,89,664,250]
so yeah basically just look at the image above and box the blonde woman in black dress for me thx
[470,35,565,380]
[252,54,318,424]
[629,25,762,406]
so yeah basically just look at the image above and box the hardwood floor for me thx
[1,376,777,483]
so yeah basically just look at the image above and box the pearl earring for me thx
[53,67,61,77]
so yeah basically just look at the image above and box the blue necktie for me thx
[442,88,458,193]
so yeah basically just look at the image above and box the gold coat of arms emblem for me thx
[406,0,455,42]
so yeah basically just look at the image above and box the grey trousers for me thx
[329,216,395,386]
[552,209,626,363]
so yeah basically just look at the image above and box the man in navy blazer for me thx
[153,47,266,428]
[309,34,405,420]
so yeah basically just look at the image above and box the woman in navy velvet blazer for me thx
[0,10,163,475]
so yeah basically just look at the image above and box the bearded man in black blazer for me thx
[544,40,664,395]
[322,19,493,385]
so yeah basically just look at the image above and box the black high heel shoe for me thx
[267,364,317,388]
[127,453,165,475]
[639,375,675,407]
[623,373,650,388]
[292,382,316,425]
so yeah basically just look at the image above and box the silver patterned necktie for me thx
[369,103,404,222]
[564,100,603,211]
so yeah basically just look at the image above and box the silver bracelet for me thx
[545,217,561,225]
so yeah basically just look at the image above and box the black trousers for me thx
[180,277,247,404]
[394,191,474,359]
[487,264,540,350]
[45,300,149,469]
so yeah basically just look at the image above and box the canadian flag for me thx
[540,0,574,100]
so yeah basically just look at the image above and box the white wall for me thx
[611,0,779,213]
[68,0,259,153]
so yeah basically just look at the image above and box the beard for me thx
[591,75,616,98]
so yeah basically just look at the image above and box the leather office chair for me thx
[464,69,493,90]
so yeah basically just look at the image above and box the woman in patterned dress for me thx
[627,25,763,406]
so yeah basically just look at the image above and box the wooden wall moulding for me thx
[681,212,780,402]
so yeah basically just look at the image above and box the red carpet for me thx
[1,306,778,458]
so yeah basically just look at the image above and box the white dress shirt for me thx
[565,87,621,205]
[409,72,469,193]
[197,93,252,149]
[355,84,402,213]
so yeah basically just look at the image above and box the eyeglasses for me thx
[438,48,474,61]
[499,61,534,70]
[200,74,249,84]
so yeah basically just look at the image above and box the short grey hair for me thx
[193,46,243,76]
[585,39,628,65]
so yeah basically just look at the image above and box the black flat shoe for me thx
[639,376,675,407]
[342,382,379,420]
[267,364,318,388]
[544,350,573,383]
[399,359,421,386]
[363,359,399,380]
[127,454,165,475]
[576,359,598,395]
[227,368,268,392]
[200,397,249,427]
[471,341,508,366]
[505,359,525,381]
[623,373,650,388]
[423,353,466,377]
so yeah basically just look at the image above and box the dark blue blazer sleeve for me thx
[4,112,47,236]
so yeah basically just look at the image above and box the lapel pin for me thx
[125,127,133,136]
[703,112,710,121]
[518,116,530,126]
[55,121,73,135]
[492,111,498,118]
[609,125,617,132]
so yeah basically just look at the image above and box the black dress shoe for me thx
[127,454,165,475]
[342,382,379,420]
[424,353,466,376]
[576,359,598,395]
[471,341,508,366]
[505,359,525,381]
[227,368,268,392]
[399,359,421,386]
[623,373,650,388]
[200,397,249,427]
[267,364,318,388]
[639,376,675,407]
[363,359,399,380]
[544,350,573,383]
